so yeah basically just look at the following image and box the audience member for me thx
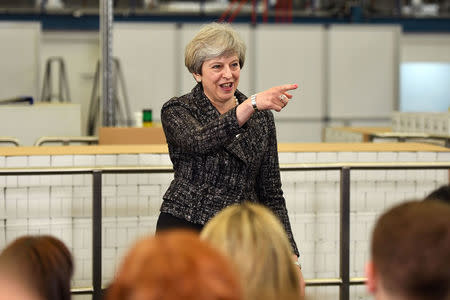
[366,201,450,300]
[201,202,305,300]
[423,184,450,204]
[106,230,242,300]
[0,235,74,300]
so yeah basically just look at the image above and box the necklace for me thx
[234,96,239,106]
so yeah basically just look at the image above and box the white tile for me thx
[117,185,138,196]
[316,152,337,163]
[18,175,31,187]
[397,152,417,162]
[29,155,51,167]
[138,173,149,184]
[417,152,437,162]
[281,171,304,184]
[5,156,28,167]
[117,154,139,166]
[337,152,358,163]
[377,152,397,162]
[6,176,19,187]
[139,185,160,196]
[95,155,117,166]
[51,155,74,167]
[0,176,5,187]
[0,190,5,219]
[5,219,28,243]
[137,196,150,216]
[5,188,27,218]
[366,170,386,181]
[126,196,139,216]
[127,174,139,185]
[50,175,63,186]
[39,175,52,186]
[297,152,317,163]
[0,156,5,167]
[103,174,116,185]
[437,152,450,162]
[386,169,406,181]
[139,154,161,165]
[279,152,297,164]
[148,173,172,185]
[50,218,73,248]
[160,154,172,165]
[73,155,95,166]
[357,152,377,162]
[116,174,128,185]
[28,187,50,217]
[103,196,117,217]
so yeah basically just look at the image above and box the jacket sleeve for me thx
[161,101,244,154]
[256,112,300,256]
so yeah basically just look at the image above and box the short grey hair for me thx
[185,22,246,74]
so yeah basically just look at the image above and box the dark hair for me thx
[107,230,242,300]
[371,201,450,300]
[0,235,73,300]
[424,184,450,205]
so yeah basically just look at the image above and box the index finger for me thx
[279,83,299,92]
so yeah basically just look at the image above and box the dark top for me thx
[160,83,299,256]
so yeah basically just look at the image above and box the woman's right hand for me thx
[254,83,298,112]
[236,83,298,127]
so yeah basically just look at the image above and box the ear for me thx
[365,260,377,294]
[192,73,202,83]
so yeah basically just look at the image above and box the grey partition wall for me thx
[0,22,41,101]
[328,25,400,120]
[255,25,327,142]
[113,23,178,122]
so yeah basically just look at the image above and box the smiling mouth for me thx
[220,83,233,88]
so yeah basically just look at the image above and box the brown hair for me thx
[371,201,450,300]
[107,230,242,300]
[0,235,74,300]
[424,184,450,205]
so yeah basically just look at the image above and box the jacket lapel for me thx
[192,84,252,165]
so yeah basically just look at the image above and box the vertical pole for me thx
[340,167,350,300]
[101,0,115,127]
[92,170,102,300]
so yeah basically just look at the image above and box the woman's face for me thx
[194,55,240,105]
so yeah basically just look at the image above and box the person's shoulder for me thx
[162,87,197,110]
[162,91,194,111]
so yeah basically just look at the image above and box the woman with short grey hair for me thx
[156,22,301,274]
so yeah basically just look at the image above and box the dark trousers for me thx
[155,212,204,233]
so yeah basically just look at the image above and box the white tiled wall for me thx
[0,152,448,300]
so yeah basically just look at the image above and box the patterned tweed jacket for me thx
[160,83,299,256]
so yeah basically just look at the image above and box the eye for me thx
[231,62,239,68]
[212,64,221,69]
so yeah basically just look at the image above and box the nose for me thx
[222,65,232,79]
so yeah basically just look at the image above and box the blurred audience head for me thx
[107,230,242,300]
[0,235,73,300]
[201,202,302,300]
[366,201,450,300]
[424,184,450,205]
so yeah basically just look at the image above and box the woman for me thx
[201,202,305,300]
[106,230,242,300]
[0,235,73,300]
[157,22,299,257]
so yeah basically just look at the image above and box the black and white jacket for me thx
[160,83,299,256]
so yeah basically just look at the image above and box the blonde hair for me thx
[201,202,300,300]
[185,22,246,74]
